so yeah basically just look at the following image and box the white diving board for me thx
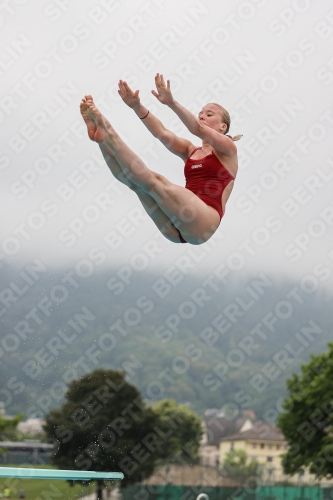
[0,467,124,481]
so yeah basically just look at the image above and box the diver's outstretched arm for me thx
[153,73,236,156]
[169,99,236,156]
[118,79,193,161]
[152,73,202,136]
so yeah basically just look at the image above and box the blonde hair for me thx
[211,103,243,141]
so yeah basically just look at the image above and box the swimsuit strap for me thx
[187,147,202,160]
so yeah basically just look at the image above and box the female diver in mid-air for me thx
[80,74,241,245]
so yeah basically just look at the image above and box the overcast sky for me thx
[1,0,333,287]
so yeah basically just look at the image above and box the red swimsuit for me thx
[177,148,235,244]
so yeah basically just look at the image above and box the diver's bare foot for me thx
[84,100,110,143]
[80,95,97,140]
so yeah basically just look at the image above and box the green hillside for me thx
[1,261,332,419]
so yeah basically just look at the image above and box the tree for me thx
[278,343,333,478]
[0,414,24,439]
[222,449,263,484]
[151,399,202,465]
[44,369,201,497]
[0,413,24,459]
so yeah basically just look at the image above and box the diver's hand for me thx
[118,80,141,109]
[151,73,175,105]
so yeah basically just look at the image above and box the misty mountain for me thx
[0,258,332,421]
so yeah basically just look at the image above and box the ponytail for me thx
[226,134,243,142]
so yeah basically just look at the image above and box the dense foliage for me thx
[278,343,333,478]
[0,414,23,439]
[44,369,202,487]
[152,399,202,464]
[222,449,264,483]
